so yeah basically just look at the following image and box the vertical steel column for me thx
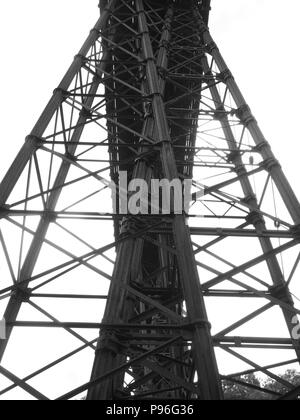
[88,0,222,400]
[87,3,176,400]
[136,0,222,400]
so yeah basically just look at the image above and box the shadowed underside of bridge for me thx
[0,0,300,400]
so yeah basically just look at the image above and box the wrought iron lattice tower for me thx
[0,0,300,400]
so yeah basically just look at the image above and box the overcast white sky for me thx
[0,0,300,399]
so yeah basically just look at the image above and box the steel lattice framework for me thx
[0,0,300,400]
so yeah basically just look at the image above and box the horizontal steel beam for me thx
[217,336,300,347]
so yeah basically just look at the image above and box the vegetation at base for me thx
[223,370,300,400]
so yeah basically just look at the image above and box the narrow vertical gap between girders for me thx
[286,252,300,287]
[0,228,17,284]
[59,104,69,155]
[79,69,85,104]
[17,157,32,281]
[33,153,46,209]
[47,109,59,201]
[271,178,285,276]
[67,73,78,143]
[258,174,271,208]
[222,86,229,106]
[237,125,246,149]
[84,61,91,97]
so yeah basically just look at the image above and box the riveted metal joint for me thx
[290,224,300,241]
[90,28,100,37]
[233,337,243,347]
[96,329,123,355]
[25,135,44,149]
[159,39,170,50]
[42,211,57,224]
[269,284,294,306]
[120,217,144,236]
[217,69,234,83]
[233,163,247,176]
[236,104,256,126]
[227,150,241,163]
[64,152,77,162]
[246,210,263,226]
[155,139,171,147]
[213,105,227,121]
[191,319,212,330]
[254,140,271,153]
[242,194,257,205]
[74,54,88,64]
[157,65,168,80]
[0,205,9,219]
[53,87,69,100]
[260,157,281,172]
[148,90,163,98]
[80,107,93,119]
[206,41,218,54]
[12,287,32,303]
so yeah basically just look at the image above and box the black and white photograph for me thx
[0,0,299,404]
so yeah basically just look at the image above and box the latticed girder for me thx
[0,0,299,400]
